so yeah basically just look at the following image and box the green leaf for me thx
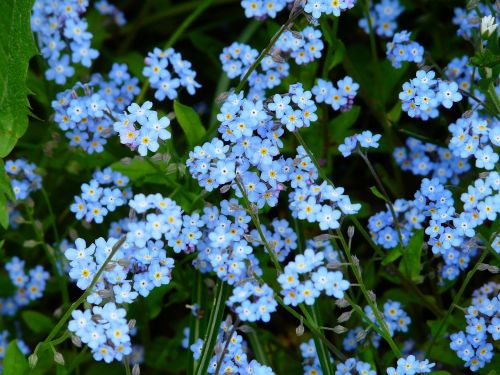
[173,101,206,149]
[326,39,345,72]
[330,105,360,141]
[3,340,29,375]
[0,160,15,228]
[382,247,402,265]
[0,0,37,157]
[370,186,389,202]
[399,229,424,281]
[21,310,54,335]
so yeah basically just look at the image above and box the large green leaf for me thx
[173,101,206,150]
[0,0,37,157]
[21,310,54,335]
[3,340,29,375]
[399,229,424,281]
[0,159,15,228]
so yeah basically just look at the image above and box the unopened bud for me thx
[97,289,112,298]
[214,342,223,355]
[335,298,349,308]
[332,325,347,334]
[105,262,117,271]
[120,157,133,165]
[337,310,353,323]
[352,256,360,267]
[92,314,103,322]
[54,352,65,366]
[238,325,253,333]
[314,234,335,241]
[34,220,43,232]
[23,240,39,248]
[53,306,63,318]
[132,364,141,375]
[29,353,38,368]
[220,184,232,194]
[478,263,499,273]
[128,319,137,329]
[216,91,230,105]
[367,290,376,302]
[463,110,474,119]
[296,319,304,336]
[356,329,368,342]
[71,335,82,348]
[347,226,355,239]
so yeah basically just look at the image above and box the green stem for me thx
[336,229,402,357]
[188,272,204,375]
[124,356,132,375]
[136,0,217,103]
[308,305,335,375]
[426,237,494,356]
[234,10,302,94]
[357,150,406,258]
[247,328,268,366]
[30,236,126,367]
[195,281,230,375]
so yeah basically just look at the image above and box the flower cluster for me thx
[31,0,98,84]
[369,173,499,280]
[312,76,359,112]
[452,4,495,39]
[0,257,49,316]
[113,101,172,156]
[52,64,139,154]
[445,56,478,97]
[449,282,499,371]
[227,281,277,322]
[70,168,131,223]
[386,355,436,374]
[359,0,404,38]
[399,70,463,120]
[386,30,424,68]
[95,0,126,26]
[250,218,297,261]
[5,159,42,200]
[274,27,324,65]
[190,318,275,374]
[338,130,381,157]
[189,201,259,271]
[68,303,132,363]
[303,0,357,19]
[143,47,201,101]
[220,27,324,99]
[278,248,349,306]
[393,137,470,184]
[240,0,292,19]
[448,112,499,170]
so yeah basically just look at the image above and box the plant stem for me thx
[194,281,230,375]
[234,9,302,94]
[335,229,402,357]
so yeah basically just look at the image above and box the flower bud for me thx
[132,364,141,375]
[29,353,38,368]
[54,352,65,366]
[481,15,498,37]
